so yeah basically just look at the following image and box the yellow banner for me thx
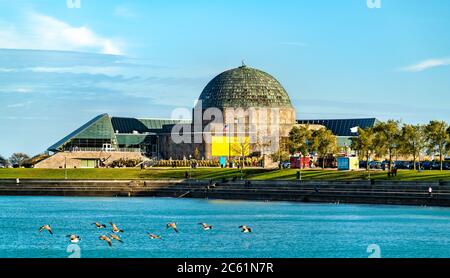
[211,136,250,157]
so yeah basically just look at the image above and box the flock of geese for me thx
[38,222,252,247]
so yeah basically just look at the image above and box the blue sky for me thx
[0,0,450,157]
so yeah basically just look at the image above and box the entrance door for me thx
[80,159,97,168]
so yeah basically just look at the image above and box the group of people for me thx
[388,166,398,177]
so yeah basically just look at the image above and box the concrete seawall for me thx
[0,179,450,207]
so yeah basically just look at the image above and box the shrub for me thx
[109,158,142,168]
[154,159,220,168]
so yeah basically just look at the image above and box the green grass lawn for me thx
[0,168,450,181]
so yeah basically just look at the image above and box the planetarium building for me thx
[36,65,376,169]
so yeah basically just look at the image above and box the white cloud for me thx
[0,85,34,94]
[30,66,122,76]
[279,42,308,47]
[7,101,33,108]
[400,58,450,72]
[114,5,136,18]
[0,12,123,55]
[15,88,33,94]
[0,116,49,120]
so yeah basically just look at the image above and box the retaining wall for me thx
[0,179,449,207]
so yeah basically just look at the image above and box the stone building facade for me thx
[160,64,298,160]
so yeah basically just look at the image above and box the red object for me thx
[290,156,310,169]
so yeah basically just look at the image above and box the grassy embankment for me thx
[0,168,450,181]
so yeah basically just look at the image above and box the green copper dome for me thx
[199,65,293,109]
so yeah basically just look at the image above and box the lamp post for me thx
[299,153,302,181]
[240,146,244,180]
[416,156,419,172]
[228,117,239,169]
[279,141,282,170]
[228,126,231,166]
[189,155,192,179]
[236,118,244,179]
[156,135,160,160]
[64,156,68,180]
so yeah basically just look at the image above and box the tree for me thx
[270,150,291,163]
[350,127,375,171]
[288,125,313,156]
[231,137,251,168]
[399,124,426,170]
[193,147,201,160]
[448,126,450,156]
[0,155,8,168]
[310,128,338,169]
[254,132,273,157]
[425,121,449,171]
[9,153,30,168]
[373,120,401,172]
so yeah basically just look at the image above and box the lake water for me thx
[0,196,450,258]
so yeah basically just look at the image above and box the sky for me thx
[0,0,449,157]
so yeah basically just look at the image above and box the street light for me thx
[297,153,303,181]
[189,155,192,179]
[240,145,244,180]
[278,141,282,170]
[64,156,68,180]
[228,117,239,169]
[156,135,160,160]
[227,126,231,166]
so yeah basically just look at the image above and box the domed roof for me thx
[199,65,293,109]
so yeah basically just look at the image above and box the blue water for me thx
[1,196,450,258]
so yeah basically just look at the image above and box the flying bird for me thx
[109,222,124,233]
[66,234,81,243]
[198,223,213,230]
[110,234,123,243]
[239,225,252,233]
[92,222,107,229]
[166,222,179,233]
[148,233,162,240]
[99,235,113,247]
[39,225,53,235]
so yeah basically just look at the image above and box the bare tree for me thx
[9,153,30,167]
[0,155,9,168]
